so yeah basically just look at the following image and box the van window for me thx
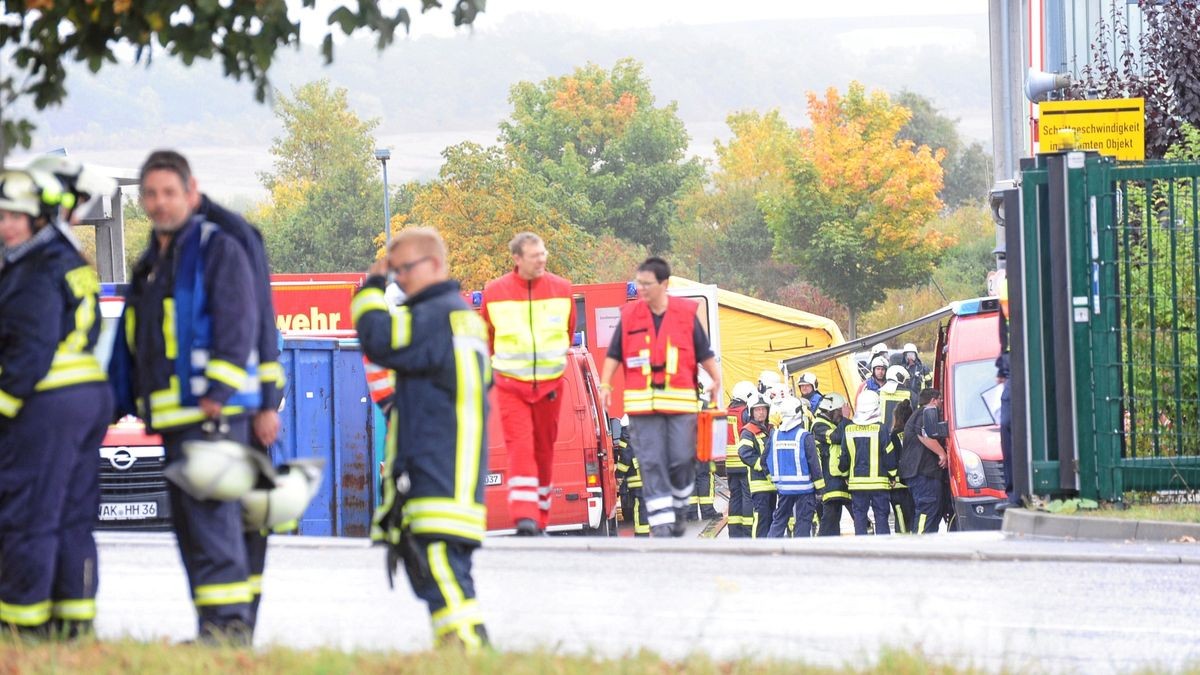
[952,359,998,429]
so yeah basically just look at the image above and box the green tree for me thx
[380,142,600,290]
[0,1,483,161]
[895,90,993,206]
[253,80,383,272]
[763,82,950,338]
[672,110,799,298]
[499,58,703,252]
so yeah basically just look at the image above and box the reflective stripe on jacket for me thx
[845,422,896,491]
[737,423,775,493]
[112,217,261,431]
[481,269,573,392]
[620,296,700,415]
[812,415,850,501]
[766,422,822,495]
[355,278,492,546]
[0,230,105,419]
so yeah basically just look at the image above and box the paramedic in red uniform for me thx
[481,233,575,536]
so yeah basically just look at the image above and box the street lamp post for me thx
[374,147,392,251]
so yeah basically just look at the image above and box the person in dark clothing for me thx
[108,151,267,644]
[0,169,113,639]
[812,394,851,536]
[355,227,491,650]
[887,399,915,534]
[900,389,948,534]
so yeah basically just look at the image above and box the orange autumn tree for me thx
[377,142,598,290]
[763,82,950,338]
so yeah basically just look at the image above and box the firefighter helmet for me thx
[886,365,908,385]
[870,355,889,372]
[730,380,757,405]
[0,170,42,217]
[27,155,117,206]
[818,392,846,414]
[871,342,889,358]
[853,390,882,425]
[902,343,918,356]
[777,396,806,422]
[757,370,782,392]
[241,459,325,530]
[796,372,818,391]
[747,393,771,420]
[165,424,262,501]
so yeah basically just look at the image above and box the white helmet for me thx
[746,392,771,418]
[730,380,757,405]
[764,382,788,406]
[0,170,42,217]
[871,342,889,357]
[818,392,846,414]
[241,459,325,530]
[870,355,889,371]
[620,415,630,427]
[797,372,818,391]
[777,395,806,422]
[165,428,263,501]
[853,390,882,425]
[886,365,909,385]
[757,370,782,392]
[26,155,117,206]
[902,343,918,355]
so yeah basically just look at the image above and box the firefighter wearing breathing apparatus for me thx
[0,167,113,639]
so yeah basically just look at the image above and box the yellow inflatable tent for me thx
[673,278,859,403]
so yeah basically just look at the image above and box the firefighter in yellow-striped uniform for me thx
[354,227,491,650]
[812,393,851,536]
[614,417,650,537]
[880,366,914,534]
[737,394,776,539]
[724,381,755,538]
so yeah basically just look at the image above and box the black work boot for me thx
[672,506,688,537]
[650,524,673,538]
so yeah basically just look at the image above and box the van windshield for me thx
[952,359,998,429]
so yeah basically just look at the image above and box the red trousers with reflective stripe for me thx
[497,383,563,528]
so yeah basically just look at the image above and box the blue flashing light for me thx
[100,283,118,297]
[626,281,637,299]
[950,297,1000,317]
[572,331,584,347]
[471,291,483,307]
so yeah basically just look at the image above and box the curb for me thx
[1002,508,1200,542]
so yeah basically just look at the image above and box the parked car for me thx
[95,291,173,531]
[933,297,1008,531]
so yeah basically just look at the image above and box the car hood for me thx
[953,425,1002,461]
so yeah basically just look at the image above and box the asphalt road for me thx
[93,530,1200,673]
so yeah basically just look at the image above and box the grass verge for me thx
[0,639,996,675]
[1077,504,1200,524]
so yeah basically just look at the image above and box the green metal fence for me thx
[1018,152,1200,502]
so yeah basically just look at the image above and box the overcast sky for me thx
[296,0,986,41]
[15,0,991,201]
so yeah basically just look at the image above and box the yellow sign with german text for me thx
[1037,98,1145,161]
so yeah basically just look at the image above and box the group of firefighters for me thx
[615,343,953,539]
[0,143,955,651]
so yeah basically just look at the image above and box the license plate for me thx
[485,472,502,486]
[99,502,158,521]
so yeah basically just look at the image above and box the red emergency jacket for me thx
[481,268,575,400]
[620,295,700,415]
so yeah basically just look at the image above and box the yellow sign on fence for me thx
[1037,98,1145,161]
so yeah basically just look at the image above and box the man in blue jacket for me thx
[354,227,491,650]
[109,151,265,644]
